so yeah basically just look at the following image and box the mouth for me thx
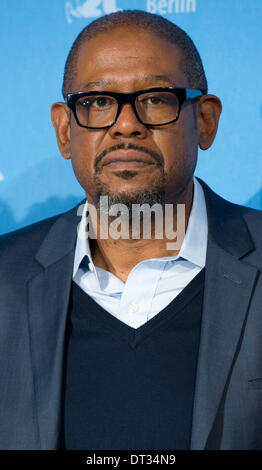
[101,150,156,170]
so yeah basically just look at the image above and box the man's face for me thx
[58,27,201,208]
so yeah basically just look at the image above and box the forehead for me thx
[73,26,188,92]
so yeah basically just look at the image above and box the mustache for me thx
[94,142,163,171]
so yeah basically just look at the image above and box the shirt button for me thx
[129,303,139,313]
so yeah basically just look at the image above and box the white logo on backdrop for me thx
[65,0,122,23]
[0,172,4,182]
[147,0,196,14]
[65,0,196,23]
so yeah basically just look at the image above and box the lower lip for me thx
[104,161,154,169]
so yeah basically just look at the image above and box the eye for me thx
[92,97,112,108]
[146,96,163,105]
[79,96,114,109]
[139,94,168,106]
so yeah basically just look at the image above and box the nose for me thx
[108,102,148,139]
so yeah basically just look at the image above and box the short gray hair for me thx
[62,9,208,98]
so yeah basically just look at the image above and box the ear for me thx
[196,94,222,150]
[51,102,71,159]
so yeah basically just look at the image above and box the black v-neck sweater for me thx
[60,268,205,450]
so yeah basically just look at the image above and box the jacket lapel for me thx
[27,200,84,449]
[190,179,259,449]
[190,239,258,449]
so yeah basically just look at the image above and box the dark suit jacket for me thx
[1,178,262,450]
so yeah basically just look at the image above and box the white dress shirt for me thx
[73,177,208,329]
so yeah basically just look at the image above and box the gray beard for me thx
[93,170,166,221]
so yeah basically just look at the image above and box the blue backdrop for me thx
[0,0,261,235]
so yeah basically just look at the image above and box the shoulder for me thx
[0,201,83,270]
[198,177,262,221]
[0,214,60,256]
[197,177,262,253]
[0,215,61,284]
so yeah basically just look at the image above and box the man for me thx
[1,10,262,450]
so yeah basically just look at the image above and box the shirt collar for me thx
[179,176,207,268]
[73,200,96,279]
[73,176,208,278]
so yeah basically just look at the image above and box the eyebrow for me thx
[81,75,175,91]
[142,74,175,85]
[81,79,112,90]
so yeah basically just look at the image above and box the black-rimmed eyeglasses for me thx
[65,87,204,129]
